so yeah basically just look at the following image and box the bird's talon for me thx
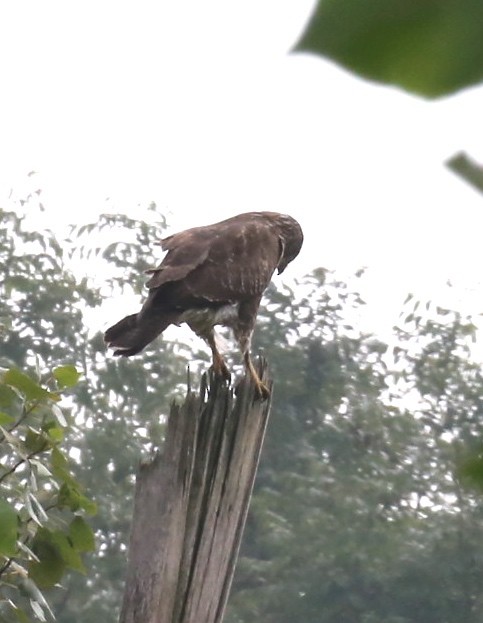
[234,377,270,401]
[255,381,270,401]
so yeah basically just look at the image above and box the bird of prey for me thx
[104,211,303,398]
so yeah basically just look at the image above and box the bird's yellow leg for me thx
[243,351,270,400]
[206,332,231,381]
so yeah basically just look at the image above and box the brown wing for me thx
[181,221,282,303]
[146,215,284,306]
[145,227,214,288]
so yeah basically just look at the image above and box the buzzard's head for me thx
[274,214,304,274]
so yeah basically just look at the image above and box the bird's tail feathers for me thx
[104,311,175,357]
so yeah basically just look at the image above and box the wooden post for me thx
[119,359,272,623]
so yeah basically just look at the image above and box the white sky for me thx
[1,0,483,335]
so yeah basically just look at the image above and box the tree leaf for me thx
[58,482,97,515]
[12,605,32,623]
[52,531,86,573]
[294,0,483,98]
[447,151,483,195]
[0,384,18,408]
[50,446,68,471]
[51,448,77,488]
[32,529,86,575]
[29,601,47,623]
[17,540,40,563]
[46,426,64,443]
[18,577,55,619]
[0,425,30,458]
[53,365,81,389]
[0,411,15,425]
[24,493,44,527]
[25,428,50,454]
[28,494,49,523]
[29,530,66,589]
[0,500,18,557]
[29,460,53,478]
[51,403,68,427]
[69,516,95,553]
[3,369,57,402]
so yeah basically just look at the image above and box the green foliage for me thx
[0,206,100,370]
[457,445,483,491]
[0,365,94,622]
[447,151,483,196]
[0,500,18,558]
[295,0,483,98]
[52,367,81,390]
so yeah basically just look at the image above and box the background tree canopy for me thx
[2,192,483,622]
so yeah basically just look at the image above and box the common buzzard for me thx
[104,211,303,398]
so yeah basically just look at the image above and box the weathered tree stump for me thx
[119,359,272,623]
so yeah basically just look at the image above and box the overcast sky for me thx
[2,0,483,334]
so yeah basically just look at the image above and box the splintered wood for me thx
[119,360,272,623]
